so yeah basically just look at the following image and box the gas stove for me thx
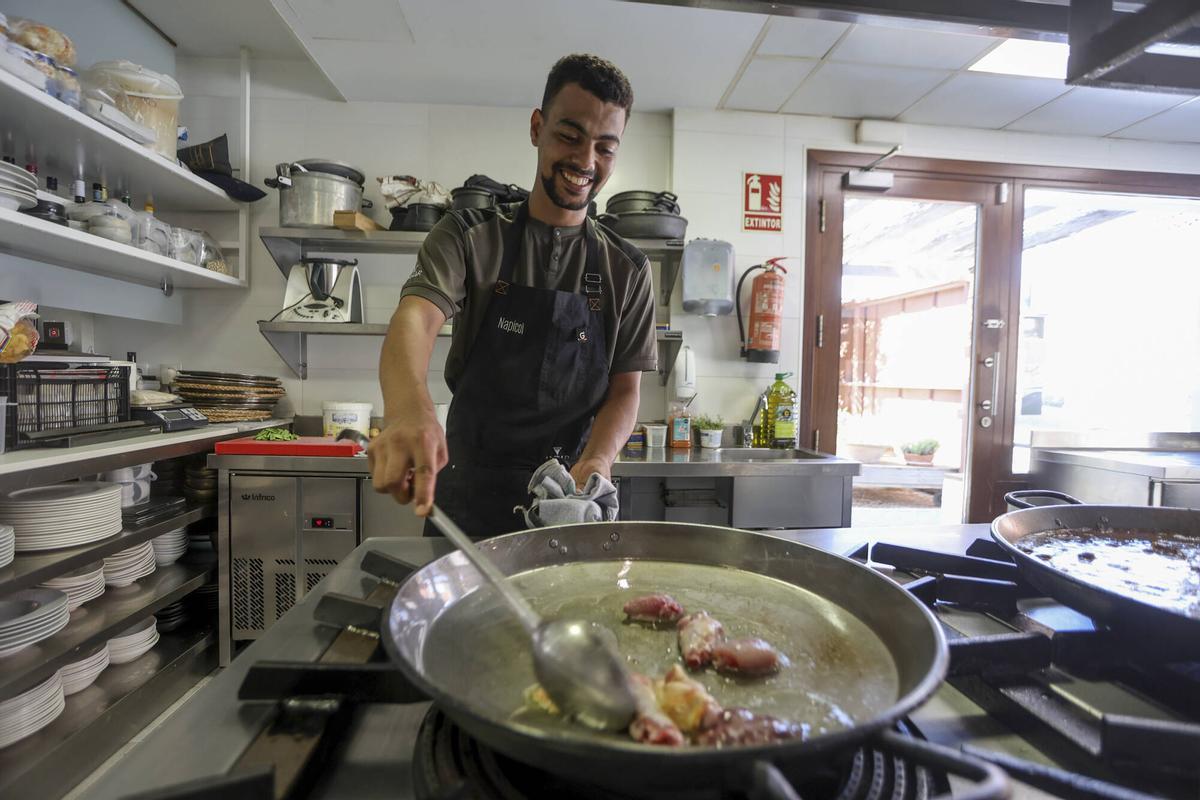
[81,525,1199,800]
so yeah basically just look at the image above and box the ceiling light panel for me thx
[968,39,1069,80]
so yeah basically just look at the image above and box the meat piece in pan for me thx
[695,708,807,747]
[712,637,783,677]
[628,673,686,746]
[623,593,685,624]
[677,611,725,669]
[655,664,723,733]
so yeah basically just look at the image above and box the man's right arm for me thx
[368,295,448,516]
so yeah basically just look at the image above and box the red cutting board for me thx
[215,436,362,456]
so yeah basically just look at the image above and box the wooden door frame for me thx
[802,150,1200,522]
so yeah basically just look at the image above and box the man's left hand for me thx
[570,455,611,488]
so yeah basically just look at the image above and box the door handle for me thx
[978,352,1000,427]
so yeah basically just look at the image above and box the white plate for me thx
[0,589,67,628]
[0,678,65,748]
[1,484,123,504]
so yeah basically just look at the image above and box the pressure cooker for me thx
[264,159,371,228]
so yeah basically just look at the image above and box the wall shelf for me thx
[0,208,246,291]
[0,69,236,211]
[258,319,683,383]
[258,227,685,303]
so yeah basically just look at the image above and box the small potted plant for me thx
[901,438,939,465]
[693,414,725,448]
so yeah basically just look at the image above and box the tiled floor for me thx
[63,672,216,800]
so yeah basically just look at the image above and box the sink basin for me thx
[718,448,822,462]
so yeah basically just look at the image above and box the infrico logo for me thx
[241,493,276,501]
[498,317,525,335]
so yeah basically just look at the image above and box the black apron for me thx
[426,202,610,537]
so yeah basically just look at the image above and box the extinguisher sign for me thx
[743,172,783,232]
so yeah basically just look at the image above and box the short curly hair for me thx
[541,54,634,117]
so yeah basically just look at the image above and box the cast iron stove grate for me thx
[413,708,948,800]
[866,538,1200,799]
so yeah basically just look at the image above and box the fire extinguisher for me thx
[736,257,788,363]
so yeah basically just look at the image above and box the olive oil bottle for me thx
[765,372,797,449]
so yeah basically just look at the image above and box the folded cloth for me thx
[520,458,618,528]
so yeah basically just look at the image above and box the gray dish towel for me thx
[519,458,619,527]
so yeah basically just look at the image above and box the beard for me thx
[540,162,600,211]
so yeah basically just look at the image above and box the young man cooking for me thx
[369,54,657,536]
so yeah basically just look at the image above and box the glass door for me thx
[838,196,979,525]
[805,166,1014,523]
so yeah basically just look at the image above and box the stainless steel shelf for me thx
[0,627,215,799]
[0,560,213,701]
[257,320,451,379]
[257,320,683,383]
[0,505,211,597]
[258,226,685,303]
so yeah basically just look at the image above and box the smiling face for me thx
[530,82,627,220]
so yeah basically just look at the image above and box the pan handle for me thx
[748,761,802,800]
[1003,489,1083,509]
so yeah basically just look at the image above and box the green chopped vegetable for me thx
[254,427,299,441]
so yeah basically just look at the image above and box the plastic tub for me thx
[85,61,183,160]
[643,424,667,448]
[699,429,723,448]
[323,401,372,437]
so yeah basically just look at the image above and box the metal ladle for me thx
[428,506,637,731]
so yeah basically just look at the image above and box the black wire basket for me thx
[2,363,130,451]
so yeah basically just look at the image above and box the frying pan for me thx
[993,491,1200,640]
[382,522,954,795]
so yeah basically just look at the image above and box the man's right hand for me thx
[367,410,448,516]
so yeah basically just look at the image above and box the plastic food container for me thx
[99,463,153,482]
[135,212,172,256]
[89,214,133,244]
[197,233,229,275]
[323,401,372,437]
[55,64,80,108]
[699,429,723,448]
[85,61,183,159]
[170,228,202,265]
[643,423,667,448]
[1,42,48,90]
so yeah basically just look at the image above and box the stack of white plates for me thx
[150,527,188,567]
[0,672,65,749]
[107,617,158,665]
[0,524,13,568]
[0,589,70,658]
[0,163,37,212]
[102,542,156,588]
[0,484,123,553]
[59,643,110,695]
[39,561,105,611]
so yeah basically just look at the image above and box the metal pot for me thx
[606,190,679,216]
[451,186,496,211]
[301,256,358,301]
[606,209,688,240]
[265,159,370,228]
[396,203,444,232]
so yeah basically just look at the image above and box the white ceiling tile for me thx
[305,0,764,108]
[901,73,1071,128]
[780,62,950,119]
[1114,97,1200,143]
[757,17,851,58]
[285,0,413,42]
[726,58,817,112]
[1006,86,1192,136]
[828,25,998,69]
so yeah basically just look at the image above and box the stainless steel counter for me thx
[208,447,861,480]
[612,446,861,478]
[1033,448,1200,481]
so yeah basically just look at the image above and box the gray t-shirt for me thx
[401,203,658,390]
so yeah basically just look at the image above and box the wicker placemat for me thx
[195,408,275,422]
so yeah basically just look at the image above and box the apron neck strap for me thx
[497,203,602,310]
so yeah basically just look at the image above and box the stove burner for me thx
[413,709,948,800]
